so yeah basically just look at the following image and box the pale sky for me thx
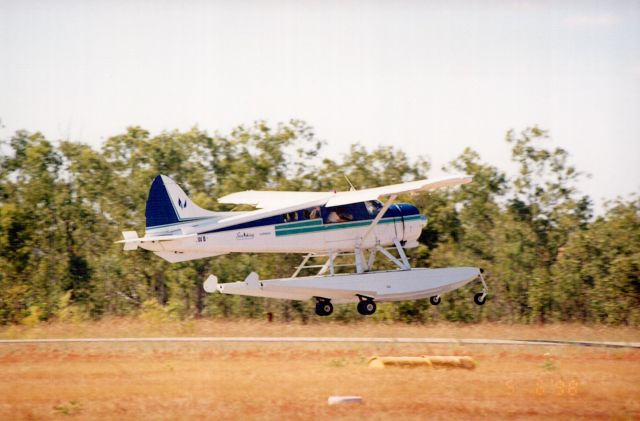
[1,0,639,211]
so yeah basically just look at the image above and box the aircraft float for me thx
[119,175,488,316]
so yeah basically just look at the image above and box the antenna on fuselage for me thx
[344,175,357,191]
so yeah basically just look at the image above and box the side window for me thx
[283,212,298,223]
[303,207,321,220]
[325,206,354,224]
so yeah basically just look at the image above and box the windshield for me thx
[364,200,383,217]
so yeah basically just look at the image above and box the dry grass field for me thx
[0,320,638,420]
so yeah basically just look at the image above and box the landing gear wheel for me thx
[473,292,486,306]
[429,295,441,305]
[315,301,333,316]
[357,299,377,316]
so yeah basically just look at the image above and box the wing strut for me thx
[354,194,398,273]
[292,253,314,278]
[393,238,411,269]
[376,243,411,270]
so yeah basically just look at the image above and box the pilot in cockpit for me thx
[327,207,353,223]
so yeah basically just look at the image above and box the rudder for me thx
[145,175,217,229]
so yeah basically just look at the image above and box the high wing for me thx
[324,175,472,207]
[217,175,472,209]
[218,191,331,209]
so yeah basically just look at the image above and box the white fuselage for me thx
[139,214,426,255]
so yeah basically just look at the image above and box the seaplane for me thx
[119,174,488,316]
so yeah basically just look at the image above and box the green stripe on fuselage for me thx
[274,215,424,237]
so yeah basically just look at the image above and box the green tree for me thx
[0,122,637,325]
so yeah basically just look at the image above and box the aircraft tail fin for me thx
[145,175,217,229]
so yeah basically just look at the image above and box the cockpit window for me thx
[283,212,298,223]
[325,207,354,223]
[365,200,383,217]
[303,207,321,220]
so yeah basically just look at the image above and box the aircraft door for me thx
[322,203,370,251]
[392,205,405,242]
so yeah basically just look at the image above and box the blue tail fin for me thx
[145,175,218,229]
[145,176,180,228]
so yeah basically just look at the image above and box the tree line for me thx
[0,121,638,325]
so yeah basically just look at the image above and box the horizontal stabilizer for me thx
[116,233,197,245]
[121,231,139,251]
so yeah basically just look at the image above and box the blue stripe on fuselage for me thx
[196,203,420,235]
[199,215,284,234]
[199,212,424,236]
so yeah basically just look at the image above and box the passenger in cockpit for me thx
[304,206,321,219]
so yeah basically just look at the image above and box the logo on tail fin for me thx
[146,175,217,229]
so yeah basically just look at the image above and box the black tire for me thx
[365,300,376,315]
[323,301,334,316]
[473,292,486,306]
[430,295,441,306]
[357,300,376,315]
[316,301,333,316]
